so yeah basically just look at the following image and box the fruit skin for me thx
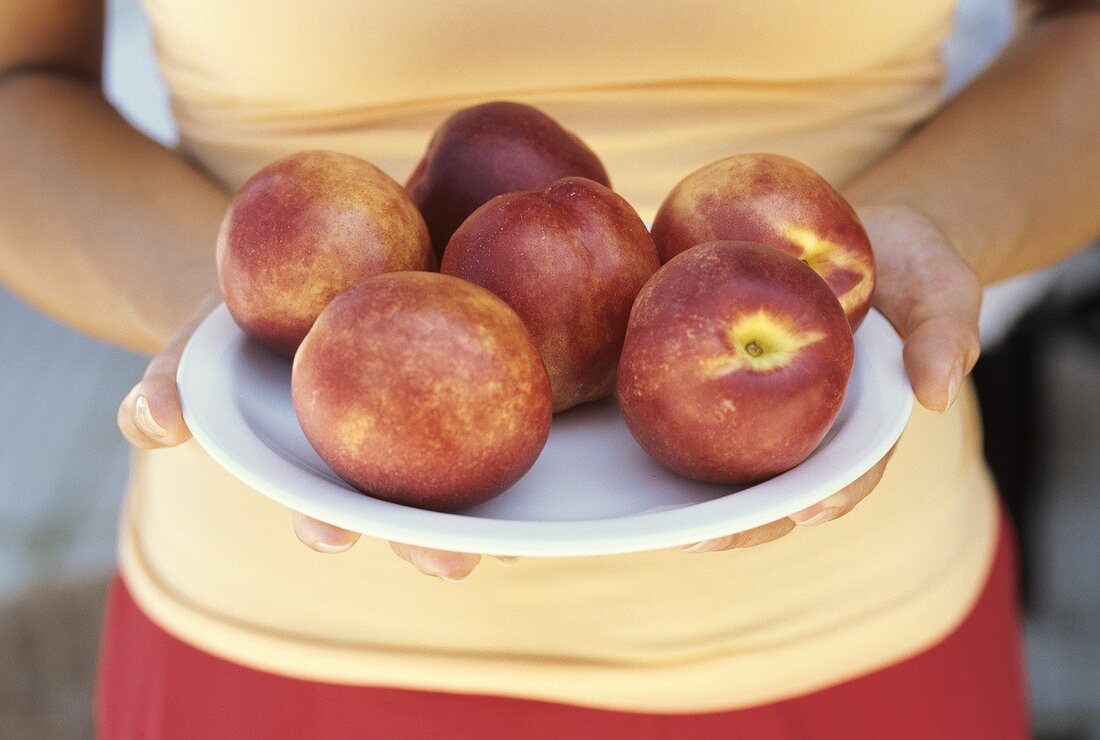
[650,153,875,329]
[406,101,611,260]
[441,177,660,412]
[291,271,552,511]
[617,241,854,484]
[217,150,433,358]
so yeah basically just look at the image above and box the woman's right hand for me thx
[117,297,489,582]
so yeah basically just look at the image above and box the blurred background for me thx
[0,0,1097,736]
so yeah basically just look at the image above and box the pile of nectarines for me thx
[214,101,874,511]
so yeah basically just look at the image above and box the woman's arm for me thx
[0,1,227,354]
[844,6,1100,285]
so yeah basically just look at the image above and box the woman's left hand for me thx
[682,204,983,553]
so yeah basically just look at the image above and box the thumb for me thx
[118,295,219,448]
[859,205,982,412]
[901,313,980,412]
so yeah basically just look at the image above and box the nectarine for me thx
[407,101,611,260]
[651,154,875,329]
[217,150,433,357]
[291,272,552,511]
[441,177,659,412]
[617,241,854,484]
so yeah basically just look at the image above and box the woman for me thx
[2,0,1098,736]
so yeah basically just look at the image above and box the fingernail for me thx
[411,552,470,582]
[944,360,963,412]
[794,507,840,526]
[134,395,168,440]
[295,513,356,554]
[311,538,354,554]
[494,556,519,566]
[422,564,468,582]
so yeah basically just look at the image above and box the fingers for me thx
[290,513,497,584]
[788,448,893,526]
[118,373,192,448]
[292,511,361,553]
[680,517,796,553]
[388,541,482,582]
[118,295,219,449]
[902,314,981,412]
[683,448,897,553]
[291,521,510,581]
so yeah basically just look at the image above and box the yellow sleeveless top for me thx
[120,0,1001,712]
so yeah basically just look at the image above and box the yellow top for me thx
[121,0,1001,712]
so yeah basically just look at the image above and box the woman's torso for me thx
[120,0,1002,711]
[148,0,961,215]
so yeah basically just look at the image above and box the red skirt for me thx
[97,514,1029,740]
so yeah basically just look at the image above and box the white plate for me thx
[178,304,912,556]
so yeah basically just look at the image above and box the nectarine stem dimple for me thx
[745,341,764,357]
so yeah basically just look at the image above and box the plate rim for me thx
[178,304,913,556]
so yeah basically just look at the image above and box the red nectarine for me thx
[617,241,855,484]
[407,101,611,260]
[291,272,552,511]
[217,150,433,357]
[441,177,659,412]
[651,154,875,329]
